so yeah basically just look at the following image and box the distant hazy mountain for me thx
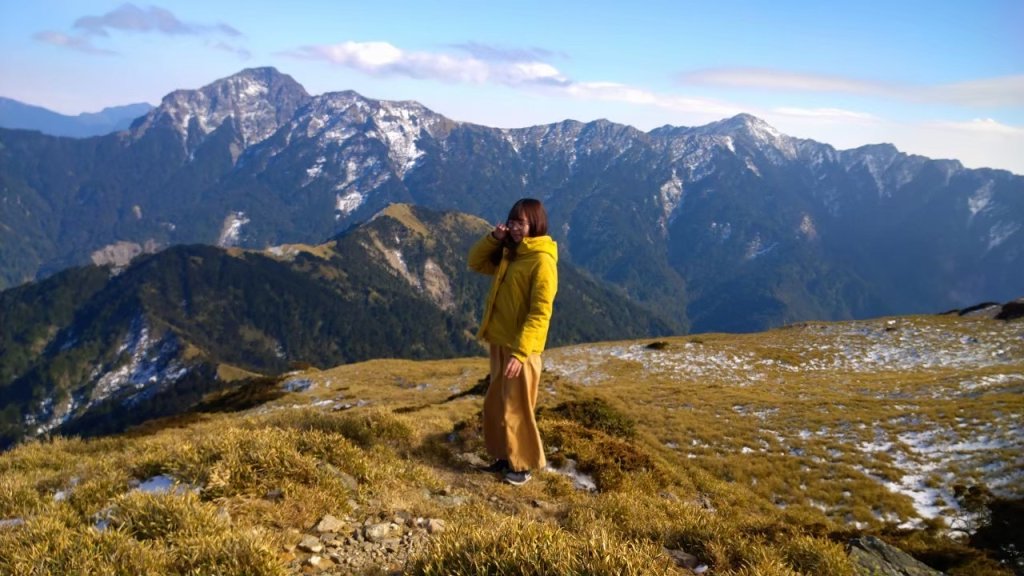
[1,67,1021,333]
[0,204,674,447]
[0,97,152,137]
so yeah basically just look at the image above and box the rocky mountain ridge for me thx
[1,67,1021,333]
[0,204,674,447]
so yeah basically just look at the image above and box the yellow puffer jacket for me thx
[468,233,558,361]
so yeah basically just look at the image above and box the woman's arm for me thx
[467,232,501,275]
[510,254,558,361]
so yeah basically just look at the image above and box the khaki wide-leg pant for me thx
[483,344,546,472]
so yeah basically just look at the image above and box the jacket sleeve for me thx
[511,254,558,361]
[467,233,501,275]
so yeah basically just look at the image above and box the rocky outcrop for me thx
[848,536,944,576]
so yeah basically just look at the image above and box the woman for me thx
[467,198,558,486]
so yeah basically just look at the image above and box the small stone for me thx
[364,522,392,542]
[298,535,324,553]
[316,514,345,533]
[306,555,323,567]
[426,519,446,534]
[264,488,285,502]
[282,542,297,553]
[663,547,699,569]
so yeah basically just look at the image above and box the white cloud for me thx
[566,82,740,117]
[287,41,568,87]
[72,3,241,37]
[773,107,878,121]
[680,67,1024,109]
[682,68,890,95]
[33,31,116,55]
[931,76,1024,107]
[35,4,245,57]
[927,118,1024,135]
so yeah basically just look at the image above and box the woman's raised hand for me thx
[492,223,509,240]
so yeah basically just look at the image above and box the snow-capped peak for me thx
[131,67,310,152]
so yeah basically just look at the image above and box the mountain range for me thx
[0,96,152,138]
[2,67,1021,336]
[0,204,674,447]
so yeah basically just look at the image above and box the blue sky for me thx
[2,1,1022,173]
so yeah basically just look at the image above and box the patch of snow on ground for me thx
[545,317,1024,527]
[135,474,198,495]
[545,458,597,492]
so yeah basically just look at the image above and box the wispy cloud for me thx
[928,117,1024,135]
[36,3,244,57]
[73,3,241,37]
[679,67,1024,109]
[566,82,741,117]
[32,31,116,55]
[209,41,251,60]
[931,76,1024,108]
[287,40,743,118]
[448,42,564,63]
[682,68,890,95]
[286,41,570,87]
[773,107,878,121]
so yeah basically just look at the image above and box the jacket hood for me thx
[517,235,558,262]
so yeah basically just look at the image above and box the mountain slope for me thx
[1,67,1021,332]
[0,97,152,137]
[0,311,1019,575]
[0,204,675,447]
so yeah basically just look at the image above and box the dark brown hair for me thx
[508,198,549,237]
[490,198,549,265]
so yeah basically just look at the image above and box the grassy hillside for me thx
[1,313,1021,575]
[0,204,678,448]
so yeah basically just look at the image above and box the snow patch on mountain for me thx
[26,316,190,436]
[709,221,732,241]
[968,181,994,217]
[217,211,249,247]
[658,170,683,231]
[745,235,777,260]
[744,157,762,177]
[373,102,425,177]
[305,156,326,183]
[988,221,1020,250]
[336,192,365,217]
[799,214,818,240]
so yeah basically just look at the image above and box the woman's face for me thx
[506,216,530,243]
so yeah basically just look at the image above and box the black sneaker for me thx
[479,459,510,474]
[504,470,532,486]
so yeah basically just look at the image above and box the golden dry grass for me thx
[0,314,1020,575]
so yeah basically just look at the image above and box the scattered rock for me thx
[315,514,345,533]
[305,555,323,567]
[457,452,489,468]
[426,519,446,534]
[298,534,324,554]
[364,522,393,542]
[848,536,943,575]
[996,298,1024,321]
[663,547,700,570]
[264,488,285,502]
[317,463,359,491]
